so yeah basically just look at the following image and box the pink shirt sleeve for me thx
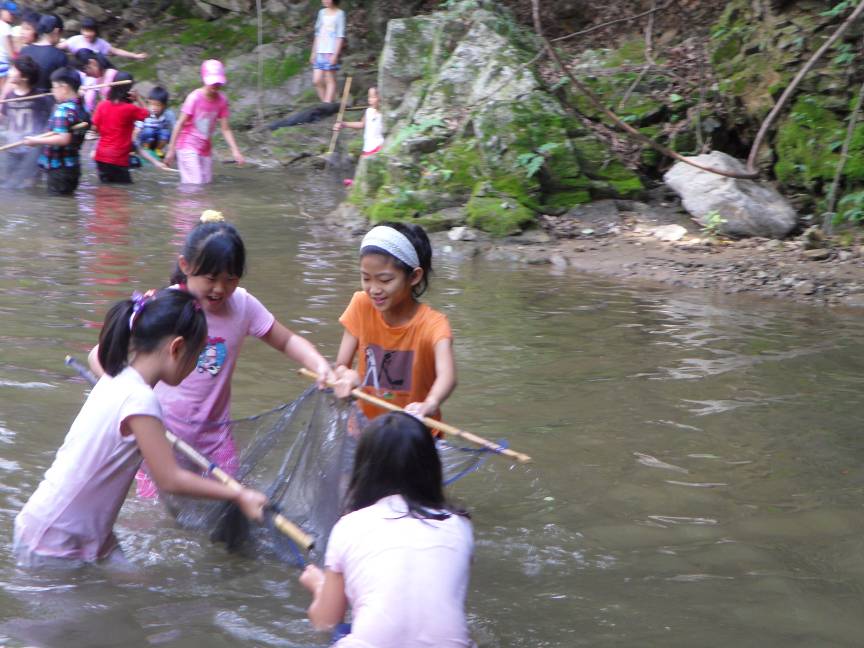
[218,95,230,120]
[180,89,199,117]
[243,290,275,338]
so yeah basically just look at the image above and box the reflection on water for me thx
[2,167,864,646]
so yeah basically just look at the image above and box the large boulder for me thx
[663,151,798,239]
[350,0,643,236]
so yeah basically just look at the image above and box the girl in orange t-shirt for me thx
[335,222,457,421]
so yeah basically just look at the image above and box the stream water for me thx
[2,166,864,647]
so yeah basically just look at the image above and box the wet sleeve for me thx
[244,290,277,338]
[338,292,364,339]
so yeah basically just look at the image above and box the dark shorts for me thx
[97,161,133,184]
[46,166,81,196]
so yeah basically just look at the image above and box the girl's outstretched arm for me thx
[261,321,334,387]
[130,414,266,520]
[108,45,148,60]
[163,111,188,166]
[218,116,244,165]
[405,337,457,418]
[333,330,360,398]
[299,565,348,631]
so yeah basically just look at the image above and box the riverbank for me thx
[328,196,864,309]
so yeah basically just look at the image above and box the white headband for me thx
[360,226,420,268]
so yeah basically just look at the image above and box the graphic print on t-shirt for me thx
[363,344,414,393]
[197,336,227,376]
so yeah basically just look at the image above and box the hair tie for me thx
[360,226,420,269]
[200,209,224,223]
[129,289,156,331]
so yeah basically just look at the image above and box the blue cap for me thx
[2,2,19,15]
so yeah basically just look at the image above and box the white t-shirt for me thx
[314,8,345,54]
[362,107,383,153]
[0,21,12,64]
[325,494,475,648]
[14,366,162,562]
[64,34,112,56]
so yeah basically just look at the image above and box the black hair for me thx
[171,218,246,284]
[148,86,169,105]
[360,222,433,298]
[21,11,40,31]
[75,48,112,73]
[80,16,99,35]
[345,413,468,520]
[13,55,40,88]
[37,13,63,36]
[97,288,207,377]
[50,66,81,92]
[108,71,133,102]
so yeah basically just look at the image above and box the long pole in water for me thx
[65,355,315,551]
[0,122,89,152]
[298,368,532,463]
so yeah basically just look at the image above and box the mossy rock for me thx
[466,183,535,236]
[775,96,844,189]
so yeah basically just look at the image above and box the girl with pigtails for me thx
[14,288,267,566]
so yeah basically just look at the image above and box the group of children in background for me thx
[0,5,243,194]
[14,212,473,647]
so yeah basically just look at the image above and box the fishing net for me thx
[164,387,500,566]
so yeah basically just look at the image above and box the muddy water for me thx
[2,166,864,647]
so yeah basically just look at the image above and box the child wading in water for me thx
[164,60,244,184]
[0,55,53,189]
[90,211,337,497]
[25,66,88,196]
[92,71,150,183]
[310,0,345,103]
[14,289,267,565]
[335,222,457,420]
[299,412,475,647]
[333,86,383,158]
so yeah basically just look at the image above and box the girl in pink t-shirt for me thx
[299,413,475,647]
[14,289,266,565]
[99,211,337,498]
[164,59,244,184]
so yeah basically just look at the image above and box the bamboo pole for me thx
[0,79,134,104]
[298,368,532,463]
[65,355,315,551]
[0,122,89,152]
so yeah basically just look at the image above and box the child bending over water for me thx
[299,412,475,647]
[14,289,267,565]
[90,211,339,497]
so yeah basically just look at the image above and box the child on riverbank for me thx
[92,71,149,183]
[164,60,244,184]
[135,85,175,166]
[334,222,457,421]
[60,16,148,60]
[14,288,267,565]
[0,55,53,189]
[333,86,383,158]
[310,0,345,103]
[299,412,474,647]
[89,211,338,497]
[25,66,88,196]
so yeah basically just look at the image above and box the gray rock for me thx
[803,248,831,261]
[447,226,477,242]
[201,0,252,11]
[795,281,817,295]
[663,151,798,239]
[69,0,106,20]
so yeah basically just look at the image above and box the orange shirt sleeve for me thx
[339,291,365,339]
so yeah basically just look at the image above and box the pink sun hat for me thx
[201,59,227,86]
